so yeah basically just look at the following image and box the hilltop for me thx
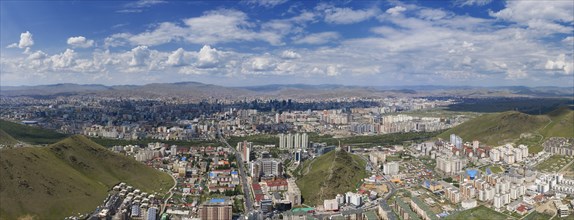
[438,107,574,148]
[0,135,174,220]
[295,149,367,206]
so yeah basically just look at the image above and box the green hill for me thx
[438,108,574,148]
[0,120,69,145]
[0,135,174,220]
[295,149,367,206]
[0,129,19,146]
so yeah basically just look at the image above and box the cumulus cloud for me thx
[27,50,47,60]
[386,6,407,16]
[49,49,77,69]
[320,5,379,24]
[250,57,276,71]
[7,31,35,49]
[280,50,301,59]
[67,36,95,48]
[545,54,574,75]
[294,32,339,44]
[129,46,150,66]
[196,45,221,68]
[166,48,186,66]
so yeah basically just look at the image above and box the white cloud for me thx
[418,9,451,21]
[386,6,406,16]
[129,0,166,8]
[129,46,150,66]
[505,69,528,79]
[280,50,301,59]
[110,9,284,46]
[196,45,221,68]
[243,0,288,8]
[320,5,379,24]
[14,31,34,49]
[49,49,77,69]
[27,50,47,60]
[326,65,341,76]
[67,36,95,48]
[454,0,493,7]
[490,1,574,34]
[250,57,276,71]
[119,0,166,12]
[294,32,339,45]
[166,48,186,66]
[545,54,574,75]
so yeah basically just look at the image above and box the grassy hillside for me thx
[438,108,574,153]
[0,129,19,146]
[446,205,509,220]
[0,135,174,220]
[541,107,574,138]
[0,120,69,145]
[295,149,367,206]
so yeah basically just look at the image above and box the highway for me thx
[220,137,254,215]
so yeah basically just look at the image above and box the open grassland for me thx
[536,155,574,173]
[446,205,511,220]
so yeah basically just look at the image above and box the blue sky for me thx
[1,0,573,87]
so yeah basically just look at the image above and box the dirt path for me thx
[319,150,339,202]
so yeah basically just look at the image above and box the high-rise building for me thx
[450,134,463,148]
[278,133,309,149]
[279,134,286,149]
[383,162,399,175]
[250,162,260,180]
[261,159,282,177]
[237,141,252,163]
[199,198,232,220]
[302,133,308,149]
[294,133,301,149]
[436,155,467,175]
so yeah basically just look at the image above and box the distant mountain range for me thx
[1,82,573,99]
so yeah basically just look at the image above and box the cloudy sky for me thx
[1,0,573,87]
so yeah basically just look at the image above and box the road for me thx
[161,172,178,213]
[220,138,254,214]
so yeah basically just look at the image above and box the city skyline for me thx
[1,0,573,87]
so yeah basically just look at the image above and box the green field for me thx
[0,120,69,145]
[227,134,278,148]
[446,205,511,220]
[438,108,574,147]
[480,165,504,174]
[295,150,367,205]
[0,135,174,220]
[536,155,573,173]
[523,211,553,220]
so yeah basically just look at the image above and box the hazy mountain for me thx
[1,82,572,99]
